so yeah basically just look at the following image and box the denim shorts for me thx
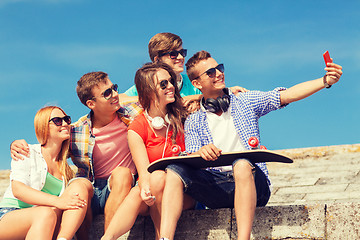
[91,178,111,216]
[166,160,271,209]
[0,207,19,221]
[91,174,137,216]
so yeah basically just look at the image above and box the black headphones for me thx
[202,88,230,113]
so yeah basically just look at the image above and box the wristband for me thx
[323,75,331,88]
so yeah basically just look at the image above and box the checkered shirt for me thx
[69,100,143,182]
[184,88,287,185]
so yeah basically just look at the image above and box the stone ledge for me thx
[90,202,360,240]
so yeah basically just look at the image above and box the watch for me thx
[323,75,331,88]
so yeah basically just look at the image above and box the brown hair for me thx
[148,32,183,62]
[186,50,212,81]
[34,106,74,185]
[134,62,187,142]
[76,71,109,106]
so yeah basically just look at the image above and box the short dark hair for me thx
[148,32,183,62]
[76,71,108,106]
[186,50,212,81]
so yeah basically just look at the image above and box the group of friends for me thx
[0,32,343,240]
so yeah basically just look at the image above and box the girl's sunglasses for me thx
[194,64,224,79]
[159,49,187,59]
[159,79,175,90]
[49,116,71,126]
[92,84,118,100]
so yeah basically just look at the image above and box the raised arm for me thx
[280,62,342,105]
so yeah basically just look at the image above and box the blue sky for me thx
[0,0,359,169]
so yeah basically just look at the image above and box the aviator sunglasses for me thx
[92,84,118,100]
[159,49,187,59]
[194,64,224,79]
[159,78,175,90]
[49,116,72,126]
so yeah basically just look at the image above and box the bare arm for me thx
[280,62,343,105]
[118,93,139,102]
[127,130,155,206]
[12,180,86,210]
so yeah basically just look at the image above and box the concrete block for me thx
[173,208,232,240]
[326,202,360,240]
[231,204,326,239]
[90,215,145,240]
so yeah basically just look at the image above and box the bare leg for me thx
[104,166,133,230]
[0,206,57,240]
[159,169,195,240]
[101,186,148,240]
[56,178,93,240]
[233,160,256,240]
[149,170,166,239]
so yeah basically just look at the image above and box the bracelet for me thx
[323,75,331,88]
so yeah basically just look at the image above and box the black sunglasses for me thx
[92,84,118,100]
[194,64,224,79]
[49,116,71,126]
[159,79,175,90]
[159,49,187,59]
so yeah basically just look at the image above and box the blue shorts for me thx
[91,178,111,216]
[91,174,137,216]
[166,160,271,208]
[0,207,19,221]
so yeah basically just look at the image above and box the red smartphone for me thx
[323,51,332,65]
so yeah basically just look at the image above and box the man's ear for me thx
[154,56,160,63]
[86,99,95,110]
[191,79,202,90]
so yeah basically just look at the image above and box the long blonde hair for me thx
[34,106,74,185]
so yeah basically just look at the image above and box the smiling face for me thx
[156,47,185,75]
[87,78,120,115]
[48,108,71,143]
[191,57,226,98]
[153,68,176,109]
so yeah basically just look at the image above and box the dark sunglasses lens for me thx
[52,117,62,126]
[113,84,118,92]
[160,80,168,90]
[104,88,113,99]
[180,49,187,57]
[216,64,224,73]
[64,116,71,125]
[205,68,217,78]
[169,51,178,59]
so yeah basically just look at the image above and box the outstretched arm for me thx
[280,62,342,105]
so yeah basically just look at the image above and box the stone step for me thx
[90,202,360,239]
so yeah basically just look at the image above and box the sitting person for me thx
[159,50,343,240]
[9,72,143,239]
[101,62,195,240]
[0,106,92,240]
[122,32,248,112]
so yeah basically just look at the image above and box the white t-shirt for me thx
[203,103,246,171]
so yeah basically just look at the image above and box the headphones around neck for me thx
[202,88,231,113]
[145,110,170,130]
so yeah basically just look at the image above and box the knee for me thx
[233,160,254,182]
[36,207,58,225]
[110,167,133,191]
[150,170,166,195]
[67,178,94,198]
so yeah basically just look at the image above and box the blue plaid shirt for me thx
[184,88,287,185]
